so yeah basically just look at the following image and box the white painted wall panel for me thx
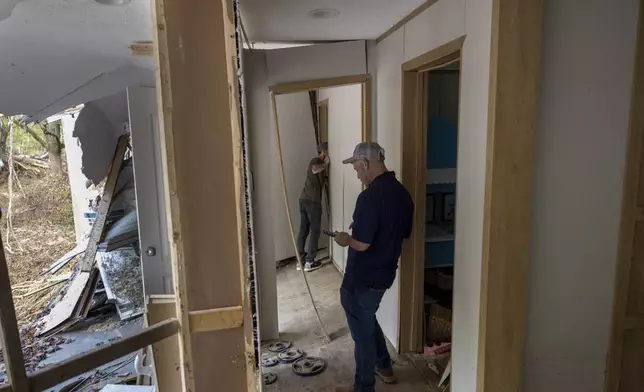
[273,93,319,261]
[372,2,492,389]
[524,1,639,390]
[245,50,279,340]
[128,86,173,295]
[403,0,466,62]
[373,27,405,349]
[266,41,367,85]
[319,84,363,272]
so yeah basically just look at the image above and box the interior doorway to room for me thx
[398,49,462,388]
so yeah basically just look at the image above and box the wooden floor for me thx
[262,262,436,391]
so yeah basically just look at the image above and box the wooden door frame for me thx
[399,36,464,355]
[605,2,644,390]
[398,1,543,392]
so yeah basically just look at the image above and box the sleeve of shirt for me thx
[351,192,378,245]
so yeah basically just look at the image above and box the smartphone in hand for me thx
[323,230,337,238]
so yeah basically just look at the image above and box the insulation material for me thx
[96,248,144,321]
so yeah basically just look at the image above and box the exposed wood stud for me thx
[0,235,29,392]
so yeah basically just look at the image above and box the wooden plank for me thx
[0,236,29,392]
[28,319,180,392]
[147,296,181,392]
[153,0,257,391]
[151,0,195,389]
[376,0,439,44]
[477,0,543,391]
[189,306,243,333]
[605,4,644,390]
[269,74,370,95]
[80,136,129,272]
[37,271,91,336]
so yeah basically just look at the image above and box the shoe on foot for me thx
[375,367,397,384]
[304,261,323,272]
[335,386,354,392]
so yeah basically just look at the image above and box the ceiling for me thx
[0,0,153,120]
[240,0,426,42]
[0,0,425,119]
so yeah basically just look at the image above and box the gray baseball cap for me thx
[342,142,386,164]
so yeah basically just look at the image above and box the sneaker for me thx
[375,367,397,384]
[304,261,323,272]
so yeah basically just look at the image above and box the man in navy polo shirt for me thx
[334,142,414,392]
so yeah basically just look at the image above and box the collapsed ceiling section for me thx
[0,0,153,119]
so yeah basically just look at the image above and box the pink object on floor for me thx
[424,342,451,356]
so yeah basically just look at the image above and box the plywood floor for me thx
[263,262,435,391]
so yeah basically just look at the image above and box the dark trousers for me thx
[341,285,392,392]
[296,199,322,264]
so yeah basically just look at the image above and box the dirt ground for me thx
[0,169,76,327]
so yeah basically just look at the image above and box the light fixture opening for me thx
[308,9,340,19]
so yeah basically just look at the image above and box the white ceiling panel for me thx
[0,0,153,117]
[240,0,426,42]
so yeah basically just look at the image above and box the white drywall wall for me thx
[524,1,639,390]
[319,84,363,271]
[266,41,367,85]
[245,50,279,340]
[373,1,491,390]
[273,92,320,261]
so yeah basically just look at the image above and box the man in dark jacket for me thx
[334,142,414,392]
[297,142,329,272]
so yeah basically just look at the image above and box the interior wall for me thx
[244,42,367,340]
[524,0,639,390]
[272,92,321,261]
[372,1,493,391]
[244,50,279,340]
[319,84,363,271]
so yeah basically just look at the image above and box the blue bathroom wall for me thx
[425,71,459,269]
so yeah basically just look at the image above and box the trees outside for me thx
[0,115,65,177]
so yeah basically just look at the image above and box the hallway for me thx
[263,262,435,391]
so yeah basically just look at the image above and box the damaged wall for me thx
[73,91,129,184]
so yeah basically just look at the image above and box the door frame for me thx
[605,2,644,390]
[268,74,373,274]
[398,1,544,391]
[398,36,464,354]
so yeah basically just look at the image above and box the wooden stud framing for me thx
[0,235,29,392]
[398,36,464,353]
[605,2,644,391]
[477,0,543,391]
[376,0,439,44]
[152,0,257,391]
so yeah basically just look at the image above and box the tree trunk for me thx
[45,121,63,176]
[0,119,9,166]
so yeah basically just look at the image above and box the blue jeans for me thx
[340,285,392,392]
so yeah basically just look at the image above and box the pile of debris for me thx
[1,136,146,386]
[37,136,144,337]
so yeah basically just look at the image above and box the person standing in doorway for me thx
[297,142,329,272]
[334,142,414,392]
